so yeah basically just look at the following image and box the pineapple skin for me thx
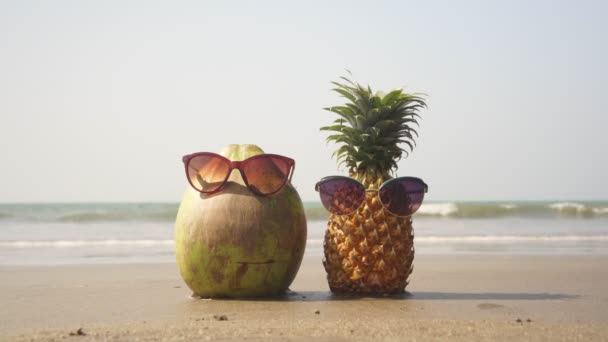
[322,176,415,294]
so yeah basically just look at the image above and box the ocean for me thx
[1,201,607,265]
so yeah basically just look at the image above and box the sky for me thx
[1,0,607,203]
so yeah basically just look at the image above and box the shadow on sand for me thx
[189,290,579,302]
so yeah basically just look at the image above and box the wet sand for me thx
[2,255,608,341]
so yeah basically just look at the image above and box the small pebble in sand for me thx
[516,318,522,323]
[213,314,228,321]
[527,319,532,323]
[69,328,86,336]
[314,310,320,314]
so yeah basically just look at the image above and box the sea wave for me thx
[1,202,608,223]
[594,208,608,215]
[307,202,608,220]
[547,202,608,217]
[0,240,174,248]
[0,203,179,223]
[499,204,518,210]
[6,236,606,249]
[417,203,459,216]
[415,202,530,218]
[4,239,326,248]
[414,202,608,219]
[415,235,608,243]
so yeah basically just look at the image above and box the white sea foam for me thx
[548,202,587,212]
[499,204,518,210]
[418,203,458,216]
[593,207,608,215]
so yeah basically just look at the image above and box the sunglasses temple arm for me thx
[288,162,295,182]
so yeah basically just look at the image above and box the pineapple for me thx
[320,75,427,294]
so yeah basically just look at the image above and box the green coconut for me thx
[175,144,307,298]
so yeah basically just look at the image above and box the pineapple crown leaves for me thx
[320,75,427,176]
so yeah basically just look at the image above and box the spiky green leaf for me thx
[322,74,427,175]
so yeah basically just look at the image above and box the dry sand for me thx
[2,255,608,341]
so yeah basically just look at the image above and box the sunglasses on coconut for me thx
[182,152,295,196]
[315,176,428,217]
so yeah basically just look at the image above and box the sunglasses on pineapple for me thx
[315,176,428,217]
[182,152,295,196]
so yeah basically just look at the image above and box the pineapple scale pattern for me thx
[322,177,415,294]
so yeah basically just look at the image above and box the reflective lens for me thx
[242,155,293,195]
[379,177,427,216]
[316,177,366,215]
[186,154,230,193]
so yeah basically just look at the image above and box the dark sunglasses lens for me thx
[318,178,365,215]
[187,155,230,193]
[379,179,426,216]
[241,156,292,195]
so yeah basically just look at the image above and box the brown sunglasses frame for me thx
[182,152,295,196]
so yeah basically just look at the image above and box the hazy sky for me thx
[1,0,606,203]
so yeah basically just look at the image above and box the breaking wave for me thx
[5,236,608,249]
[415,202,608,219]
[1,201,608,223]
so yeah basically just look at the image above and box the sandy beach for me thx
[2,255,608,341]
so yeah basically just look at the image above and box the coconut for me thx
[175,144,307,298]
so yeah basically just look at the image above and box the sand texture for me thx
[2,255,608,341]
